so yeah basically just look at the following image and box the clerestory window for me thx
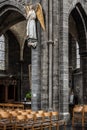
[0,35,5,70]
[76,42,80,68]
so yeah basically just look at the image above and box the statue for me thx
[25,3,45,48]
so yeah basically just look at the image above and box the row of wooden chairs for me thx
[72,105,87,126]
[0,103,24,109]
[0,109,66,130]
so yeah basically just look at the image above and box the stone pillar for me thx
[31,45,41,110]
[48,0,54,110]
[80,52,87,104]
[59,0,69,120]
[52,0,59,110]
[47,41,54,110]
[40,0,49,110]
[20,60,24,101]
[28,0,41,111]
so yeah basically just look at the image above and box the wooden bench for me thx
[0,103,24,109]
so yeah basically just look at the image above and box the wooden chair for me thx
[51,111,66,130]
[51,111,59,130]
[83,105,87,126]
[0,111,14,130]
[57,120,66,130]
[72,105,83,126]
[25,114,34,129]
[15,114,34,130]
[42,112,51,130]
[33,113,44,130]
[15,114,27,130]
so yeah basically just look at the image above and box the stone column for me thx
[40,0,49,110]
[47,41,54,110]
[29,0,41,111]
[48,0,54,110]
[31,44,41,110]
[59,0,69,120]
[20,60,24,101]
[52,0,59,110]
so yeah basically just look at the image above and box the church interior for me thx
[0,1,87,129]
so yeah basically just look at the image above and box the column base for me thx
[48,107,53,111]
[59,112,70,121]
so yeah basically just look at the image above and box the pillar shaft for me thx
[31,46,41,110]
[48,0,54,110]
[59,0,69,120]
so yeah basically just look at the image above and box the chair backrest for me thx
[30,111,37,115]
[9,110,20,119]
[51,111,59,121]
[26,114,34,123]
[0,109,6,113]
[21,111,28,115]
[0,111,12,122]
[73,105,83,113]
[83,105,87,109]
[34,113,44,122]
[25,109,32,113]
[38,110,44,114]
[43,112,51,122]
[16,114,27,123]
[27,113,34,119]
[0,111,10,118]
[83,105,87,116]
[72,105,84,126]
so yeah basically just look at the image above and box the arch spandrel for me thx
[68,0,85,15]
[68,2,87,52]
[0,0,27,35]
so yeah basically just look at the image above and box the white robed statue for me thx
[27,5,37,40]
[25,3,45,48]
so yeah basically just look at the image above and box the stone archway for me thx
[0,0,27,102]
[0,0,27,60]
[69,2,87,104]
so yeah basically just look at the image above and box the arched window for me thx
[0,35,5,70]
[76,42,80,68]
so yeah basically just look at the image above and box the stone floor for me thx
[59,119,87,130]
[59,125,87,130]
[59,121,87,130]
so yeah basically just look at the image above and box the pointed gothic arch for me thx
[69,2,87,104]
[70,3,87,53]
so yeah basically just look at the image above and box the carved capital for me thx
[47,40,54,45]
